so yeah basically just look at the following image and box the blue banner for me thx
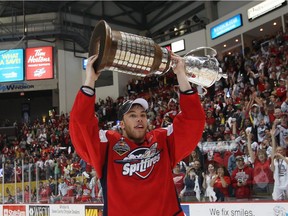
[0,49,24,82]
[210,14,243,39]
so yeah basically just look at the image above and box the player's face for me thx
[121,105,148,144]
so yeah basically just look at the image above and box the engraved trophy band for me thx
[89,20,170,77]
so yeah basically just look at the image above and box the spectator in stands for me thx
[172,163,185,198]
[177,160,187,173]
[186,147,203,167]
[269,92,281,109]
[66,177,77,203]
[64,159,73,177]
[79,158,87,174]
[191,159,204,196]
[15,187,23,203]
[24,185,32,203]
[38,129,47,143]
[257,138,273,158]
[227,149,238,176]
[206,109,216,131]
[53,158,61,181]
[231,155,253,200]
[44,154,55,180]
[273,108,284,123]
[12,162,22,182]
[26,130,34,148]
[202,162,217,202]
[48,176,56,196]
[210,165,231,202]
[249,103,268,132]
[165,98,179,121]
[281,96,288,113]
[74,181,83,203]
[19,137,27,151]
[271,126,288,201]
[161,114,173,128]
[152,113,163,129]
[39,182,51,203]
[180,167,201,202]
[50,176,68,203]
[274,113,288,148]
[89,170,102,203]
[4,160,13,183]
[5,188,15,204]
[275,78,287,102]
[81,177,92,203]
[246,130,274,197]
[256,119,270,144]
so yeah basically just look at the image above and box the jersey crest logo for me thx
[113,137,130,156]
[115,143,161,179]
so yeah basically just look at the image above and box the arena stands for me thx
[0,29,287,204]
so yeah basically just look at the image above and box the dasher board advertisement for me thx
[25,46,54,80]
[3,205,26,216]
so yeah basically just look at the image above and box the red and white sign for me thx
[25,46,54,80]
[3,205,26,216]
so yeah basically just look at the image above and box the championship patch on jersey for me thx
[113,137,130,156]
[115,143,161,179]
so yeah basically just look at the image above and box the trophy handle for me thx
[198,86,208,96]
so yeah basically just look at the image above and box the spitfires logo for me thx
[115,143,161,179]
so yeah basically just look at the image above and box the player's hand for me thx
[171,52,191,92]
[84,54,101,88]
[171,53,185,75]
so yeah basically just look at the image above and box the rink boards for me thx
[1,202,288,216]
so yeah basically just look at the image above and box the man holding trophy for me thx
[69,20,224,216]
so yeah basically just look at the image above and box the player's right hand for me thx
[84,54,100,87]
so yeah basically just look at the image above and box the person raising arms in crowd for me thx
[246,130,274,197]
[270,125,288,201]
[210,165,231,202]
[179,167,201,202]
[69,53,205,216]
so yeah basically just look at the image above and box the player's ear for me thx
[120,120,125,130]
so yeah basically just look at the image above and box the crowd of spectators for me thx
[0,29,287,204]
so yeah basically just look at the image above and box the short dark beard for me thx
[125,132,145,144]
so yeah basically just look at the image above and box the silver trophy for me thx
[89,20,227,94]
[182,47,227,94]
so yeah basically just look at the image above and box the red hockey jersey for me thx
[69,88,205,216]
